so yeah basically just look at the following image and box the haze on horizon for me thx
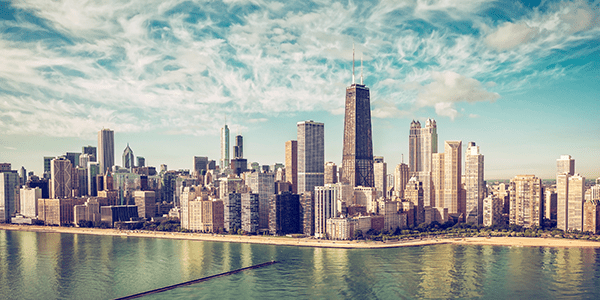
[0,0,598,179]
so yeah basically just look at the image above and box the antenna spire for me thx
[352,43,355,84]
[360,54,363,85]
[401,154,404,164]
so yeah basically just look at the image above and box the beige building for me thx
[431,153,444,209]
[583,200,600,234]
[134,190,156,219]
[404,177,424,225]
[187,200,224,232]
[38,198,84,226]
[314,184,340,238]
[73,198,101,225]
[509,175,542,228]
[373,157,387,199]
[483,194,503,227]
[464,142,485,225]
[326,216,357,240]
[20,187,41,219]
[324,162,338,185]
[567,174,585,231]
[354,186,377,213]
[443,141,463,221]
[285,140,298,193]
[394,163,409,199]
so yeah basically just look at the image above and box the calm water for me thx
[1,230,600,299]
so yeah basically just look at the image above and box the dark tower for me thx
[341,46,374,187]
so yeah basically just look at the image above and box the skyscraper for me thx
[82,145,97,161]
[394,162,409,199]
[557,155,575,176]
[556,155,582,231]
[230,135,247,176]
[408,119,438,207]
[465,142,485,225]
[220,124,230,170]
[443,141,462,220]
[122,144,134,171]
[285,140,298,194]
[193,156,208,175]
[51,157,72,199]
[509,175,542,228]
[297,121,324,194]
[324,162,338,185]
[373,156,387,199]
[98,128,114,174]
[0,169,19,222]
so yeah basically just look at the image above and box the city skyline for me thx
[0,0,599,179]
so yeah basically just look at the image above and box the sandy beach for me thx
[2,224,599,249]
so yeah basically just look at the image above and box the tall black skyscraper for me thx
[341,47,374,187]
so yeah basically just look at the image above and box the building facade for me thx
[373,156,387,199]
[220,124,230,170]
[285,140,298,194]
[464,142,485,225]
[509,175,542,228]
[98,128,114,174]
[297,120,324,194]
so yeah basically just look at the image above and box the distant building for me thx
[300,191,314,236]
[100,205,138,227]
[65,152,81,168]
[327,216,357,240]
[544,189,557,221]
[20,187,42,219]
[394,163,409,199]
[38,198,85,226]
[241,193,260,233]
[98,128,115,174]
[220,124,230,170]
[583,200,600,234]
[509,175,542,228]
[404,177,424,225]
[187,200,224,233]
[51,157,72,199]
[224,193,242,233]
[443,141,463,221]
[314,185,339,238]
[464,142,485,225]
[0,170,19,222]
[122,144,134,171]
[324,162,337,185]
[297,120,324,194]
[82,145,97,162]
[134,190,156,219]
[269,192,301,235]
[193,156,208,175]
[285,140,298,194]
[74,198,101,225]
[409,119,438,207]
[483,194,503,227]
[246,172,275,229]
[354,186,377,213]
[556,155,575,176]
[373,156,387,199]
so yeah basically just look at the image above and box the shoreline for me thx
[2,224,600,249]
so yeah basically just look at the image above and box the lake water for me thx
[1,230,600,299]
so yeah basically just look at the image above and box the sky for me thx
[0,0,599,180]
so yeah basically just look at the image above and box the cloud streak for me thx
[0,0,598,137]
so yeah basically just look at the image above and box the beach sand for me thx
[1,224,599,249]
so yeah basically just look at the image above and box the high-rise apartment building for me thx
[82,145,97,161]
[98,128,114,174]
[0,170,19,222]
[314,185,339,238]
[220,124,230,170]
[557,155,575,176]
[224,193,242,233]
[567,174,585,231]
[465,142,485,225]
[405,177,424,225]
[231,135,247,176]
[87,162,99,197]
[443,141,463,220]
[341,61,374,188]
[134,190,156,219]
[241,193,260,233]
[324,162,338,185]
[394,163,409,199]
[509,175,542,228]
[373,156,387,199]
[20,187,42,218]
[285,140,298,193]
[122,144,134,171]
[297,120,324,194]
[431,153,445,208]
[269,192,301,235]
[193,156,208,175]
[51,157,72,199]
[247,171,275,229]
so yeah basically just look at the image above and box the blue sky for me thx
[0,0,598,179]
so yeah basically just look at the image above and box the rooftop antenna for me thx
[401,154,404,164]
[352,43,355,84]
[360,54,363,85]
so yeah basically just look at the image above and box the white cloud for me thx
[485,22,540,50]
[408,71,500,120]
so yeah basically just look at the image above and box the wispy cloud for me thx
[0,0,598,137]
